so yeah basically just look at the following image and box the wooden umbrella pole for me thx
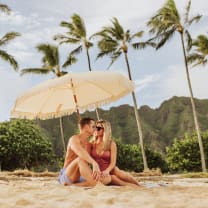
[70,78,81,121]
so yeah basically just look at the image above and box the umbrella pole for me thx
[95,108,100,120]
[70,79,81,121]
[59,117,66,154]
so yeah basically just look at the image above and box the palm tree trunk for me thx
[86,47,100,120]
[124,52,148,170]
[180,33,207,172]
[86,48,92,71]
[59,117,66,154]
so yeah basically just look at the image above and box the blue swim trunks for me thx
[58,168,85,185]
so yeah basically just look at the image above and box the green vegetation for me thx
[147,0,206,172]
[0,119,55,171]
[166,132,208,172]
[38,96,208,155]
[116,139,168,172]
[0,4,20,71]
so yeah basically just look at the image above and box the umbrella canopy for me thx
[11,71,134,120]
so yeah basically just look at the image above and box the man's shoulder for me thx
[69,134,80,143]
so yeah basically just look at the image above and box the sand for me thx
[0,171,208,208]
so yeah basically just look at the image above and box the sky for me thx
[0,0,208,121]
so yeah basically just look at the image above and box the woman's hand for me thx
[101,169,110,178]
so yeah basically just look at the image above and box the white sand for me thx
[0,172,208,208]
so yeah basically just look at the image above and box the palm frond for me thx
[107,50,122,69]
[0,50,18,70]
[111,17,124,40]
[187,14,202,26]
[96,50,113,60]
[0,4,11,14]
[184,0,191,24]
[71,14,87,38]
[54,34,80,44]
[192,35,208,55]
[36,44,59,67]
[130,31,144,41]
[187,52,206,67]
[0,32,21,46]
[20,68,52,76]
[184,30,192,51]
[132,41,156,50]
[147,0,180,38]
[70,45,83,56]
[60,71,68,76]
[62,54,77,68]
[97,37,118,52]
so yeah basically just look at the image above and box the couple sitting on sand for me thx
[58,117,139,187]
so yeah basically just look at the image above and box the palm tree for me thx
[187,34,208,67]
[21,44,72,154]
[147,0,206,172]
[54,13,100,119]
[0,4,20,71]
[0,3,11,14]
[21,44,70,77]
[95,17,155,170]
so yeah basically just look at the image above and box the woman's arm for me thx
[103,141,117,174]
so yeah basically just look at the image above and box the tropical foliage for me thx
[187,34,208,67]
[38,96,208,157]
[166,132,208,172]
[0,4,20,71]
[116,139,168,172]
[94,17,151,169]
[54,14,93,70]
[0,4,11,14]
[0,119,55,171]
[147,0,206,172]
[21,44,67,77]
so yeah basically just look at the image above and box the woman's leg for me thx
[111,167,140,186]
[110,175,139,188]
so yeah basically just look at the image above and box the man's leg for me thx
[70,159,97,187]
[65,157,81,183]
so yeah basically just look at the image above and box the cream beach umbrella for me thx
[11,71,134,120]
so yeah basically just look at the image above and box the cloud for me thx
[0,69,32,121]
[134,74,160,92]
[160,64,208,100]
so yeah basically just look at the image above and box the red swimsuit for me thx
[91,144,111,171]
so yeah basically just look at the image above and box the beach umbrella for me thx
[11,71,134,120]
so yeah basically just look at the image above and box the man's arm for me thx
[70,136,94,164]
[70,136,100,180]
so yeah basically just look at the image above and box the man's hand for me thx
[92,161,101,181]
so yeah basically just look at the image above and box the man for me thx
[58,117,101,187]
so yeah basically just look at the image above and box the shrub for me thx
[115,139,167,172]
[0,119,55,171]
[166,132,208,172]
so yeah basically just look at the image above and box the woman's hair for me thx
[95,119,112,150]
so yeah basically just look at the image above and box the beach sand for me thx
[0,170,208,208]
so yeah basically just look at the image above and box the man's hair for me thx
[79,117,94,129]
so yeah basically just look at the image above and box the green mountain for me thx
[37,96,208,156]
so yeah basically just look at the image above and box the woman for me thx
[91,119,140,187]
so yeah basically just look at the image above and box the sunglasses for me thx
[96,126,104,131]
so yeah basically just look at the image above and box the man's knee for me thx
[78,158,89,168]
